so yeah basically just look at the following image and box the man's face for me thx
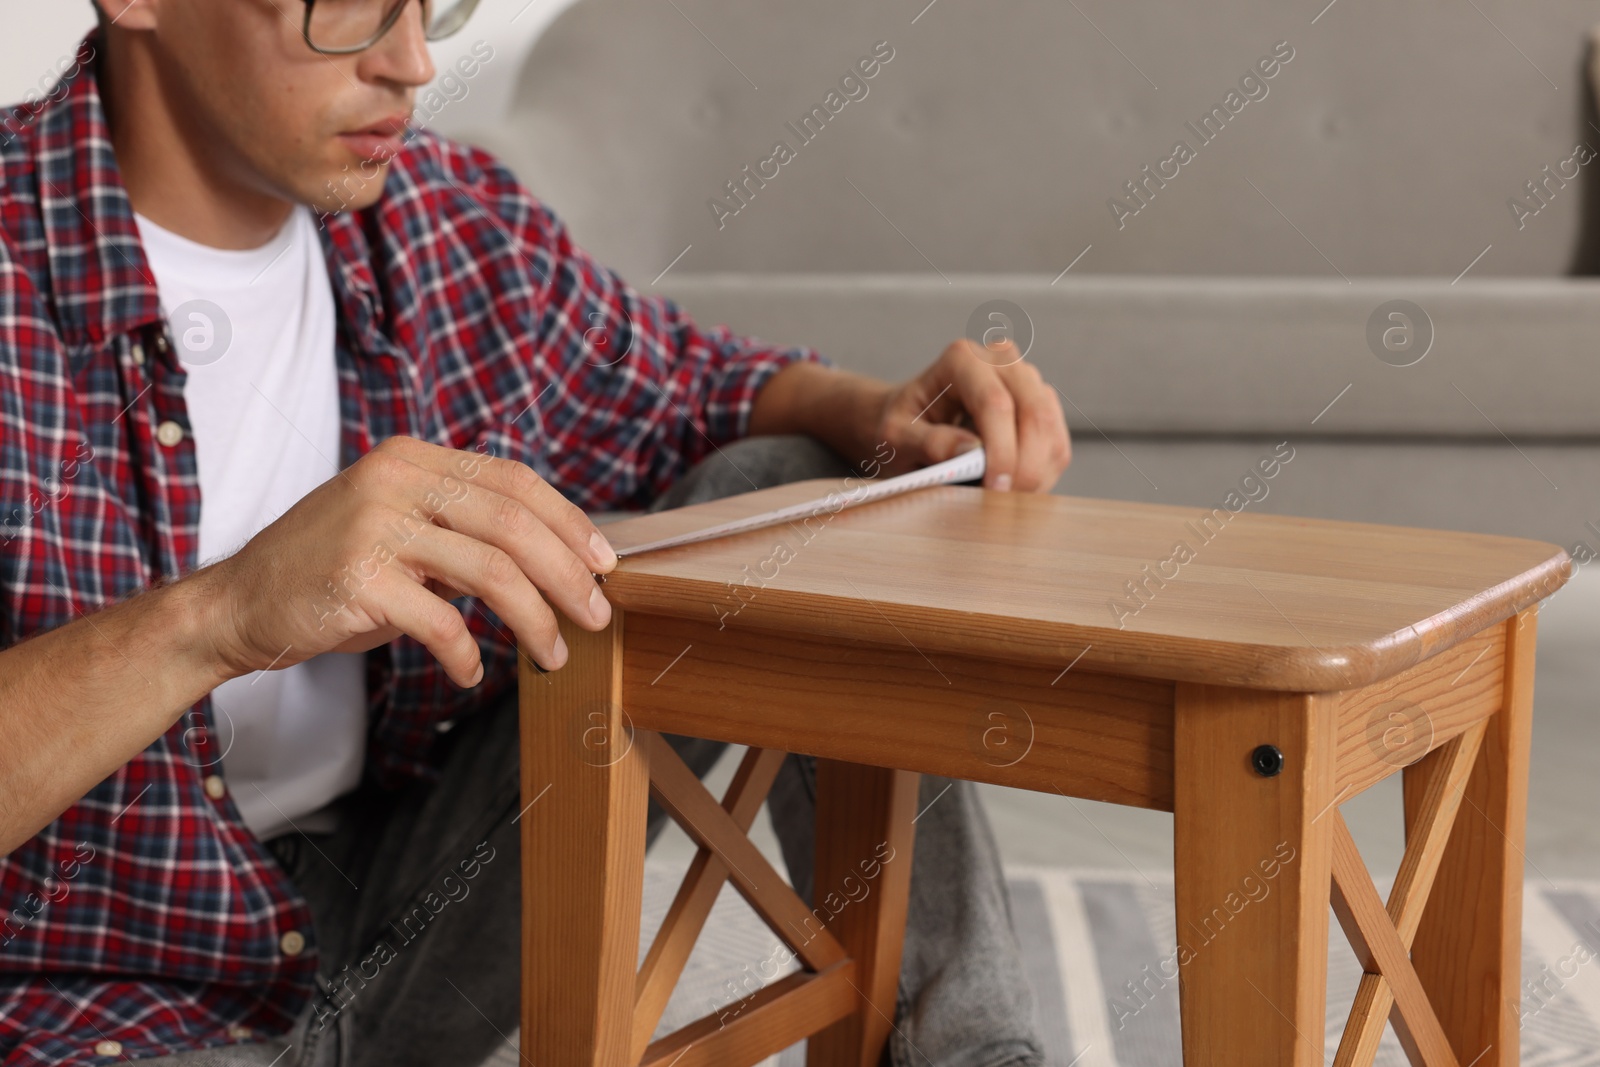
[121,0,436,214]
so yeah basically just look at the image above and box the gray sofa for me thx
[460,0,1600,556]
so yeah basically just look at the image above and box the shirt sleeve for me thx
[444,142,831,513]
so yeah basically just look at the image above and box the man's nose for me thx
[362,0,437,88]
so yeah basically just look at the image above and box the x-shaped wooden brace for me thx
[1330,719,1490,1067]
[629,734,857,1067]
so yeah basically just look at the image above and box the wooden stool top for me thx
[600,482,1570,691]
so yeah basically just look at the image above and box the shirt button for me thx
[203,775,226,800]
[155,334,169,353]
[156,420,185,447]
[226,1024,252,1040]
[93,1040,122,1056]
[435,719,455,733]
[280,930,306,956]
[130,342,145,366]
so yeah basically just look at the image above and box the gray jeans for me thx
[136,436,1043,1067]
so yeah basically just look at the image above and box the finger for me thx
[419,477,611,632]
[947,342,1018,490]
[896,390,979,463]
[330,626,404,657]
[399,522,570,669]
[996,361,1067,492]
[359,440,610,638]
[1038,377,1073,480]
[374,437,618,574]
[371,577,494,687]
[896,415,982,467]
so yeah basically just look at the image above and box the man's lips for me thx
[337,116,411,161]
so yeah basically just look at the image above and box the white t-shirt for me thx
[135,205,367,841]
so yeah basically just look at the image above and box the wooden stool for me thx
[520,484,1570,1067]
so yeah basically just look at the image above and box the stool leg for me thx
[1405,608,1536,1067]
[806,761,920,1067]
[1174,684,1337,1066]
[521,613,649,1067]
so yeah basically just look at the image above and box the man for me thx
[0,0,1071,1063]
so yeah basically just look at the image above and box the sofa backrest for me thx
[467,0,1600,283]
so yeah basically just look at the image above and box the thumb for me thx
[899,420,982,466]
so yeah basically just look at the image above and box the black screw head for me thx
[1251,744,1285,778]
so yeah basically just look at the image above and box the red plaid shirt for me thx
[0,35,820,1064]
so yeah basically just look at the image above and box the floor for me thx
[652,569,1600,887]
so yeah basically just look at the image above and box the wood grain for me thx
[1328,812,1460,1067]
[1333,722,1486,1067]
[1174,684,1335,1066]
[633,747,788,1061]
[647,736,848,972]
[521,611,647,1067]
[1334,626,1503,798]
[621,612,1177,809]
[637,963,857,1067]
[806,761,920,1067]
[1406,610,1536,1067]
[598,482,1570,691]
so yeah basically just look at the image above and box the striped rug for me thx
[486,865,1600,1066]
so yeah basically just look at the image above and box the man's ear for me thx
[96,0,160,31]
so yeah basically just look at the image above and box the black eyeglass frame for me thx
[300,0,482,56]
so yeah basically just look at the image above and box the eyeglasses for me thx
[301,0,481,56]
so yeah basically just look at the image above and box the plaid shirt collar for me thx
[32,44,159,362]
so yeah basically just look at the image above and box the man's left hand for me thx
[750,339,1072,493]
[872,338,1071,492]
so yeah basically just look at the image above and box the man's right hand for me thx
[200,435,617,687]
